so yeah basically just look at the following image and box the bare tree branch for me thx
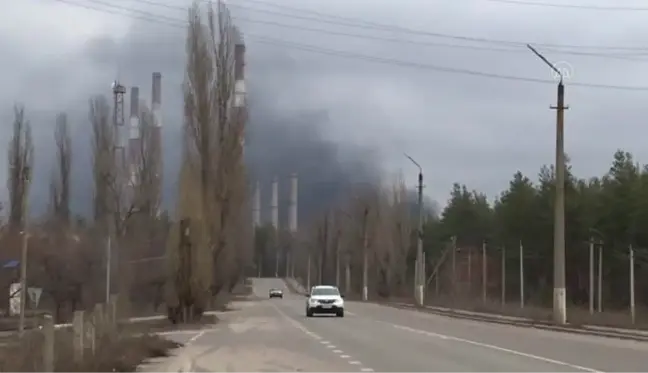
[89,95,114,225]
[49,112,72,225]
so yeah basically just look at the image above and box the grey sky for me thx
[2,0,648,218]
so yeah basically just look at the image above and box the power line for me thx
[231,0,648,51]
[109,0,648,52]
[52,0,186,26]
[231,16,648,62]
[49,0,648,91]
[476,0,648,11]
[70,0,648,60]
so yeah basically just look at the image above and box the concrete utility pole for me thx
[598,242,603,312]
[253,182,261,227]
[630,245,636,324]
[288,173,298,279]
[528,44,568,325]
[405,153,424,306]
[482,241,487,303]
[501,246,506,305]
[589,238,594,315]
[18,166,30,338]
[306,253,311,290]
[361,207,369,301]
[467,249,472,293]
[451,236,457,295]
[271,177,279,277]
[520,240,525,308]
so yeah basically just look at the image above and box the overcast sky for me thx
[2,0,648,218]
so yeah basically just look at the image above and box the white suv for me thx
[305,285,344,317]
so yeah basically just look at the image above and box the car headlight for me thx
[334,299,344,306]
[308,298,318,305]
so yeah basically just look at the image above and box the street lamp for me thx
[404,153,424,307]
[527,44,569,325]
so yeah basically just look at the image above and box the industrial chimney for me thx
[128,86,140,188]
[150,72,163,213]
[288,173,298,233]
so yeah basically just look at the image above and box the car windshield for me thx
[311,287,339,296]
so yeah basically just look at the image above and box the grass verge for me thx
[0,324,182,371]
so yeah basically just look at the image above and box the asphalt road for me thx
[174,278,648,372]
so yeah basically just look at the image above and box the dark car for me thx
[269,288,283,299]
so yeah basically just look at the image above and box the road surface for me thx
[175,278,648,372]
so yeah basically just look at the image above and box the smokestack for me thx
[288,173,298,233]
[271,177,279,230]
[128,86,140,186]
[150,72,163,215]
[129,87,140,139]
[233,27,246,109]
[151,72,162,127]
[253,181,261,227]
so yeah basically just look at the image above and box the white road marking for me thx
[386,322,602,372]
[156,329,205,336]
[346,310,357,316]
[269,300,374,373]
[187,330,206,344]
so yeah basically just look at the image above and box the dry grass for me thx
[0,324,181,372]
[230,280,254,300]
[121,313,219,335]
[282,278,305,295]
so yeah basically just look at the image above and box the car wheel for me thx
[336,310,344,317]
[306,309,313,317]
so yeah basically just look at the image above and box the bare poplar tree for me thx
[135,104,161,219]
[49,112,72,226]
[178,0,246,313]
[303,180,415,296]
[389,178,412,292]
[7,105,33,231]
[89,95,114,224]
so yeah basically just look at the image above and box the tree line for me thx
[274,150,648,313]
[424,150,648,310]
[0,0,252,323]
